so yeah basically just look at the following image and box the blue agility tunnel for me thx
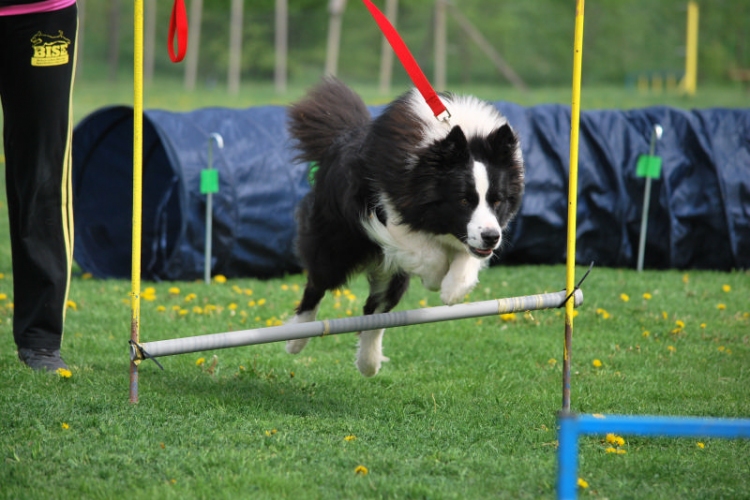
[72,106,309,280]
[72,104,750,280]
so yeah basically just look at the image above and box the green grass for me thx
[1,81,749,498]
[1,263,749,499]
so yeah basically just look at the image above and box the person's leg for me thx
[0,5,77,370]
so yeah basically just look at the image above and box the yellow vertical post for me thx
[130,0,145,404]
[681,1,699,96]
[563,0,585,413]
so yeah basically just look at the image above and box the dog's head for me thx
[399,123,524,258]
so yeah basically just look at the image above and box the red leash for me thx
[168,0,188,63]
[362,0,450,122]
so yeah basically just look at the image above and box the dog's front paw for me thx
[440,286,469,305]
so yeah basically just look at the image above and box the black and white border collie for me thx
[285,77,524,377]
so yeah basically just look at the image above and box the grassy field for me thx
[1,81,749,498]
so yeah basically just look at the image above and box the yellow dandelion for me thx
[700,323,706,328]
[192,306,203,314]
[548,358,557,366]
[642,292,652,300]
[718,346,725,352]
[419,299,428,307]
[614,436,625,447]
[281,284,289,291]
[213,275,227,284]
[605,447,617,453]
[662,311,669,320]
[682,273,689,284]
[178,309,188,316]
[595,308,611,319]
[616,449,627,454]
[500,312,517,322]
[66,300,78,311]
[264,429,277,437]
[344,435,357,442]
[642,330,650,337]
[248,300,256,307]
[354,465,368,475]
[592,359,603,368]
[722,284,731,293]
[56,368,72,378]
[0,293,6,300]
[196,357,206,366]
[168,287,180,295]
[717,303,726,310]
[697,442,705,449]
[184,293,197,302]
[61,422,70,430]
[667,345,676,353]
[82,272,93,279]
[257,298,266,306]
[291,284,300,292]
[228,303,238,311]
[577,478,589,489]
[620,293,630,302]
[675,320,685,329]
[172,305,181,311]
[606,433,618,444]
[232,285,243,294]
[0,273,3,279]
[156,305,166,312]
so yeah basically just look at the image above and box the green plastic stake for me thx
[200,169,219,194]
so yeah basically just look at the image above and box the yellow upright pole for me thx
[562,0,585,413]
[130,0,145,404]
[681,1,699,96]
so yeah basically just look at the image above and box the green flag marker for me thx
[636,155,662,179]
[200,169,219,194]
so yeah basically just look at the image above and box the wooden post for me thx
[144,0,156,83]
[275,0,288,94]
[227,0,244,95]
[184,0,203,91]
[378,0,398,94]
[434,0,447,91]
[325,0,347,76]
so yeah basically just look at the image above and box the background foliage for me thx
[79,0,750,88]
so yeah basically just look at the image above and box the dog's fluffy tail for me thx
[288,76,370,164]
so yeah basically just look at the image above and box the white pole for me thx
[636,124,662,272]
[133,289,583,360]
[204,133,224,284]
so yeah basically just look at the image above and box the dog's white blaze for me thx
[467,162,502,250]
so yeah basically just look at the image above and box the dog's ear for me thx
[487,123,519,156]
[431,125,470,167]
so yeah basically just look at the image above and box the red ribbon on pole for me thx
[362,0,449,121]
[168,0,188,63]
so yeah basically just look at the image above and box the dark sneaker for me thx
[18,348,69,372]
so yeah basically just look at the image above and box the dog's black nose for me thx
[481,229,500,247]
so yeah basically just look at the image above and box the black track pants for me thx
[0,4,77,351]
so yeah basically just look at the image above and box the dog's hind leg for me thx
[285,284,325,354]
[356,271,410,377]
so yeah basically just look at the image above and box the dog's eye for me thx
[493,200,503,210]
[460,198,469,207]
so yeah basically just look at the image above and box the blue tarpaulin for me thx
[71,103,749,280]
